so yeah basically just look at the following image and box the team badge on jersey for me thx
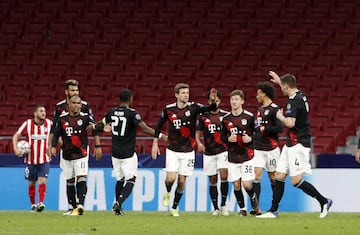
[185,110,191,117]
[77,119,83,126]
[241,119,247,125]
[135,113,141,120]
[286,103,291,110]
[264,110,270,115]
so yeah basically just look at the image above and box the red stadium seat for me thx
[144,39,169,50]
[181,8,205,20]
[173,19,196,30]
[6,50,30,62]
[40,41,65,51]
[170,39,195,51]
[22,62,45,73]
[99,61,124,73]
[177,61,201,73]
[32,51,56,62]
[48,61,72,73]
[167,71,193,82]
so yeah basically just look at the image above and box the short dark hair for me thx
[119,89,133,102]
[65,79,79,89]
[230,89,244,99]
[280,74,297,88]
[257,82,276,100]
[34,104,46,112]
[207,90,222,100]
[174,83,189,94]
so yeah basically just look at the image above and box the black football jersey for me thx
[103,106,142,159]
[155,102,216,153]
[51,99,95,133]
[284,91,311,147]
[221,110,255,163]
[254,103,283,151]
[53,112,92,160]
[197,109,229,155]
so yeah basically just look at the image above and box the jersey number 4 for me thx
[111,116,127,136]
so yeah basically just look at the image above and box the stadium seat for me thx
[172,19,196,30]
[48,61,72,73]
[144,39,169,51]
[58,9,82,20]
[158,50,183,63]
[152,61,176,73]
[73,61,98,73]
[193,71,220,82]
[176,61,201,73]
[167,71,193,81]
[203,60,229,72]
[134,50,159,63]
[100,61,124,73]
[6,50,30,62]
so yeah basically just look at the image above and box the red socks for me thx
[28,185,36,204]
[39,184,46,203]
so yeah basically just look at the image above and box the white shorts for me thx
[166,148,195,176]
[203,151,228,176]
[228,159,255,182]
[112,153,138,181]
[276,144,312,177]
[253,147,280,172]
[60,156,89,180]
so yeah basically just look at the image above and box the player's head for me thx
[69,95,82,115]
[256,82,276,104]
[229,89,244,111]
[119,88,133,105]
[207,90,222,109]
[65,79,79,100]
[174,83,189,103]
[33,105,46,121]
[279,74,297,96]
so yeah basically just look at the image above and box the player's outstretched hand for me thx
[269,71,281,85]
[209,88,218,102]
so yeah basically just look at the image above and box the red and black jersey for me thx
[284,91,311,148]
[51,99,95,134]
[52,112,93,160]
[103,106,142,159]
[155,102,216,153]
[196,109,229,155]
[221,110,255,163]
[254,103,283,151]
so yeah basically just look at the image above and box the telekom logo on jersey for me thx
[65,127,73,136]
[230,127,246,135]
[207,124,216,133]
[172,119,182,129]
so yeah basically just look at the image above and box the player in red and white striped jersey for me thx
[12,105,52,212]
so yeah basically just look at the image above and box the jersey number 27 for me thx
[111,116,127,136]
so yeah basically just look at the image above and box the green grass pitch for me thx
[0,211,359,235]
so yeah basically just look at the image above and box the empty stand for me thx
[1,0,360,156]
